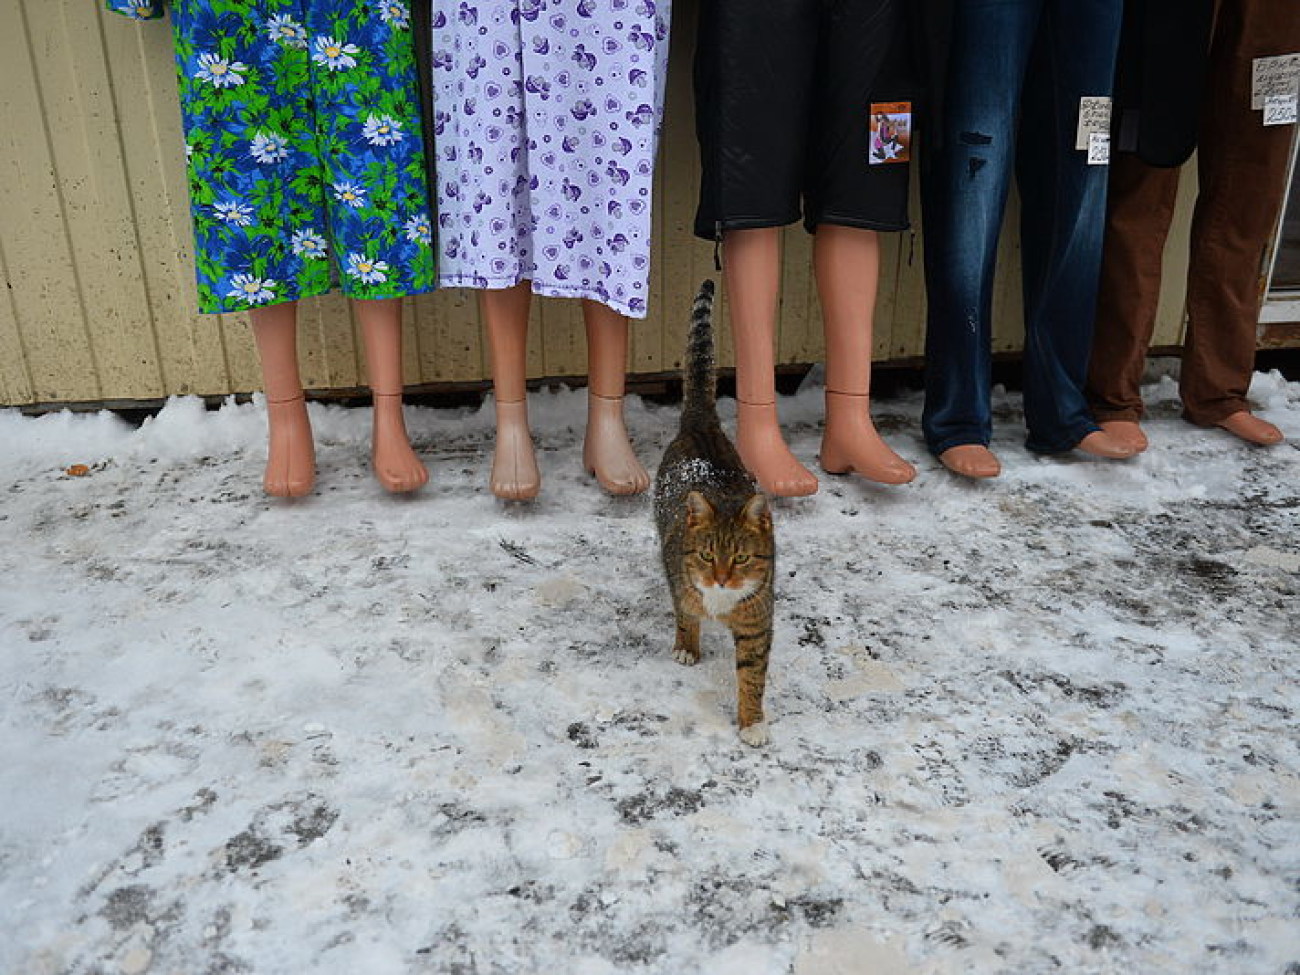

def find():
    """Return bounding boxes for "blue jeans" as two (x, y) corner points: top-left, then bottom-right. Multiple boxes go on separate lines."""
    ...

(921, 0), (1122, 454)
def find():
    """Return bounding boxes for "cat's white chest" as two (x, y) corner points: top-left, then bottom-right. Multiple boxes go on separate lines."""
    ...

(696, 580), (756, 619)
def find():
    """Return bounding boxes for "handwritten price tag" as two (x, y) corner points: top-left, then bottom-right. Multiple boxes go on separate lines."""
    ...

(1252, 54), (1300, 110)
(1075, 96), (1112, 151)
(1263, 93), (1298, 126)
(1087, 132), (1111, 165)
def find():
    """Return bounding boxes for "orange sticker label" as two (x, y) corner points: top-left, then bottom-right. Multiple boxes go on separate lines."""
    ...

(870, 102), (912, 165)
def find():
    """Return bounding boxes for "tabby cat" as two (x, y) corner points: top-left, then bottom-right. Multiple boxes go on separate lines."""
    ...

(654, 280), (775, 747)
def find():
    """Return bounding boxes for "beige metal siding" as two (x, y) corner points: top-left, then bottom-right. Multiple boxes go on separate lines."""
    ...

(2, 0), (1196, 408)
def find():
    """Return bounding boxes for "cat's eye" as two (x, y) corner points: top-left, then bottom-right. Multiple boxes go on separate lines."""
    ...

(734, 554), (751, 565)
(699, 550), (715, 563)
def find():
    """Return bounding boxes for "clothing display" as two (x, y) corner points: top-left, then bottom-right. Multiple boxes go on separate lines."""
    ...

(693, 0), (912, 240)
(108, 0), (437, 314)
(1087, 0), (1300, 428)
(1108, 0), (1215, 168)
(921, 0), (1123, 455)
(431, 1), (672, 319)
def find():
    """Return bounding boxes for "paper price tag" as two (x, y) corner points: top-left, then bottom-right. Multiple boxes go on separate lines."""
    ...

(1252, 54), (1300, 110)
(1087, 132), (1111, 165)
(1264, 93), (1298, 126)
(1076, 96), (1111, 150)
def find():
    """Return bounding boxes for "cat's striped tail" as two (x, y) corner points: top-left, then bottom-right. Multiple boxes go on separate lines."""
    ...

(681, 279), (717, 428)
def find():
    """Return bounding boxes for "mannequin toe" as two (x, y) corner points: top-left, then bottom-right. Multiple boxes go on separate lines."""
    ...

(1099, 420), (1149, 453)
(1216, 411), (1284, 446)
(938, 444), (1001, 479)
(374, 457), (429, 494)
(1076, 430), (1137, 459)
(743, 452), (819, 497)
(820, 443), (916, 485)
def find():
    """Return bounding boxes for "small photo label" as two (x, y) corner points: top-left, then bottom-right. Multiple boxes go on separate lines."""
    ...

(869, 102), (912, 166)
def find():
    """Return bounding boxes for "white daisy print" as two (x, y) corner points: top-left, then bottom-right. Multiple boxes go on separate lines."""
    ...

(345, 253), (391, 285)
(403, 214), (433, 246)
(374, 1), (411, 29)
(291, 230), (329, 259)
(226, 274), (277, 305)
(333, 181), (367, 209)
(213, 201), (255, 227)
(362, 115), (404, 147)
(194, 53), (247, 89)
(118, 0), (157, 21)
(249, 132), (290, 165)
(312, 36), (361, 72)
(266, 14), (308, 48)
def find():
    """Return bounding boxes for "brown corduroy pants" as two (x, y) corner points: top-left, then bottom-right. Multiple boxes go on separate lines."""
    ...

(1087, 0), (1300, 427)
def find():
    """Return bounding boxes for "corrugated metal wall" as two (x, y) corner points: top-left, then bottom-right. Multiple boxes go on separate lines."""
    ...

(0, 0), (1196, 409)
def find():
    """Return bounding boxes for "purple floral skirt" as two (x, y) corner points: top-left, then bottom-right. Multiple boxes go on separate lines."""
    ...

(432, 1), (672, 318)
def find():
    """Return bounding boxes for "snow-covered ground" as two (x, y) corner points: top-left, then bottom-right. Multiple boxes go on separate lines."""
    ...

(2, 370), (1298, 974)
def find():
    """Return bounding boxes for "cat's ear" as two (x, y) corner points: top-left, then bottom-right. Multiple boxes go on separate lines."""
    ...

(685, 491), (715, 529)
(740, 493), (772, 532)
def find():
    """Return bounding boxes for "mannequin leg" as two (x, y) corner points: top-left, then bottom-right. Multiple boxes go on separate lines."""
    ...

(1180, 0), (1297, 446)
(582, 300), (650, 495)
(250, 301), (315, 498)
(919, 0), (1036, 472)
(355, 298), (428, 493)
(725, 227), (818, 497)
(1016, 0), (1130, 459)
(482, 282), (541, 500)
(1087, 154), (1182, 455)
(815, 224), (915, 485)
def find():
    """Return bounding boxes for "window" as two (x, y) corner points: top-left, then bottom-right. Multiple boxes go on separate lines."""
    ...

(1261, 136), (1300, 325)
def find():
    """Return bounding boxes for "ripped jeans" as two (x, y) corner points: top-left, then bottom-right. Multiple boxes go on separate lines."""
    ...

(920, 0), (1123, 455)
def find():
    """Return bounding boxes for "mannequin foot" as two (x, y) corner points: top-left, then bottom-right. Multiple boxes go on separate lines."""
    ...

(583, 392), (649, 495)
(1099, 420), (1149, 454)
(371, 393), (429, 493)
(938, 444), (1001, 479)
(735, 401), (818, 497)
(1076, 430), (1137, 459)
(820, 393), (915, 485)
(820, 432), (915, 484)
(491, 399), (541, 501)
(264, 395), (316, 497)
(1216, 411), (1284, 446)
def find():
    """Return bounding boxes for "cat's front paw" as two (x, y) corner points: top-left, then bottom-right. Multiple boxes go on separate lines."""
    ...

(672, 643), (700, 666)
(738, 721), (770, 748)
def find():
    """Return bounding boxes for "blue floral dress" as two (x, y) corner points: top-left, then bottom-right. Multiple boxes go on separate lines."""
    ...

(107, 0), (436, 314)
(432, 1), (672, 319)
